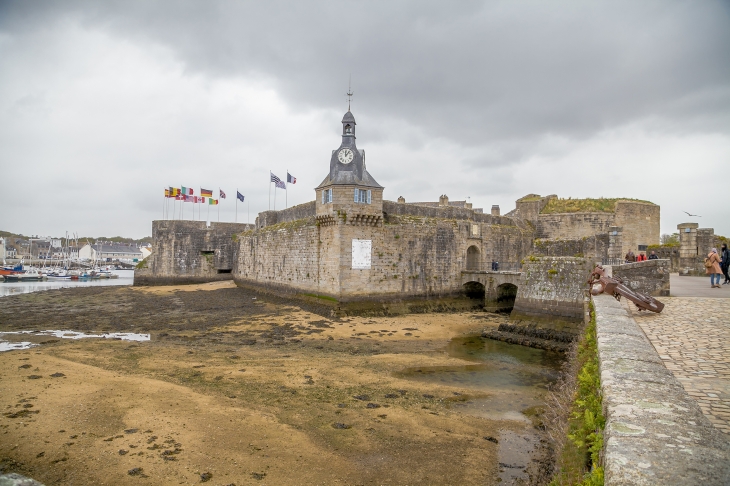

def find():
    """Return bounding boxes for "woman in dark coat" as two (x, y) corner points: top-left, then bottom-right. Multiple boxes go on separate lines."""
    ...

(721, 243), (730, 285)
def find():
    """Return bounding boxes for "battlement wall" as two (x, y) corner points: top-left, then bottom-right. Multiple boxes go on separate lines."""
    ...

(382, 200), (520, 227)
(234, 216), (533, 302)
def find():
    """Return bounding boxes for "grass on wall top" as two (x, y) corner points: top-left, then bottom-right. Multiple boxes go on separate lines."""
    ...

(540, 198), (655, 214)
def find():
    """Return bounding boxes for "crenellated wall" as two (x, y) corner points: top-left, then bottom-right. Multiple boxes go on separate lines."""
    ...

(234, 212), (533, 302)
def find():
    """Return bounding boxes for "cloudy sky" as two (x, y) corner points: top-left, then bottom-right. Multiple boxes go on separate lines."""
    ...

(1, 0), (729, 239)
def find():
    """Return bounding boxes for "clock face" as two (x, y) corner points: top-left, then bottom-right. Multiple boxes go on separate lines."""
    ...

(337, 148), (354, 164)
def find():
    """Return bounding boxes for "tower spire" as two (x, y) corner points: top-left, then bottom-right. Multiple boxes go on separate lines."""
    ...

(347, 75), (353, 111)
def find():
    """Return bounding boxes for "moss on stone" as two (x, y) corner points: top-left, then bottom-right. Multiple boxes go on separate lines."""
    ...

(541, 197), (654, 214)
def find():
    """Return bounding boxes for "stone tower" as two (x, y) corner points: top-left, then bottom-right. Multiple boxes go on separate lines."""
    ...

(315, 110), (384, 226)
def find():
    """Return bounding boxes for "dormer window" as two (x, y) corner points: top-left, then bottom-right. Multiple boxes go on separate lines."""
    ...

(344, 124), (352, 134)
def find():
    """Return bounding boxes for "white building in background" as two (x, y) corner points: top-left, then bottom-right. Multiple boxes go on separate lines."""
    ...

(78, 243), (145, 263)
(0, 237), (5, 261)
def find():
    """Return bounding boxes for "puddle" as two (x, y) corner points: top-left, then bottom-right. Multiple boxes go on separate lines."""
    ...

(498, 430), (538, 484)
(0, 330), (150, 352)
(0, 341), (36, 352)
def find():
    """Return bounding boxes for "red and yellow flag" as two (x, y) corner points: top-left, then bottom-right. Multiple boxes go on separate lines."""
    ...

(201, 188), (213, 197)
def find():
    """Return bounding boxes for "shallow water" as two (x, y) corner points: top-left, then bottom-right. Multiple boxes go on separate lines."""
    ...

(0, 269), (134, 297)
(397, 334), (564, 483)
(0, 330), (150, 352)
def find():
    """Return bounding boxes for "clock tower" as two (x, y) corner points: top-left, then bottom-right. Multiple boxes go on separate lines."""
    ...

(315, 110), (384, 226)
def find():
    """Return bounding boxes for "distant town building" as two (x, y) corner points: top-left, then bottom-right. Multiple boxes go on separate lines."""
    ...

(79, 243), (145, 262)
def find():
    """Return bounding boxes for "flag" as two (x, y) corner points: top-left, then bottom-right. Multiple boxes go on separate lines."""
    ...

(270, 172), (282, 183)
(237, 191), (245, 202)
(164, 189), (169, 197)
(287, 172), (297, 184)
(175, 195), (184, 200)
(185, 195), (196, 202)
(181, 186), (193, 195)
(209, 198), (219, 205)
(201, 188), (213, 197)
(169, 187), (181, 197)
(275, 180), (286, 189)
(219, 189), (226, 199)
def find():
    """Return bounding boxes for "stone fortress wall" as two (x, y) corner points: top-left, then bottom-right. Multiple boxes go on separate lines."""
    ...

(137, 109), (663, 320)
(135, 220), (251, 285)
(234, 199), (533, 302)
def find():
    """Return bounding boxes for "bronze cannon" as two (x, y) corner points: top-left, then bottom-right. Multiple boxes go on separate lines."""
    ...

(588, 265), (664, 313)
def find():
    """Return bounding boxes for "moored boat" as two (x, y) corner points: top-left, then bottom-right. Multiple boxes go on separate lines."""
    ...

(3, 269), (46, 281)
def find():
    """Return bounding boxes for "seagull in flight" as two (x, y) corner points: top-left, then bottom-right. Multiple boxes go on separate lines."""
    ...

(683, 211), (701, 217)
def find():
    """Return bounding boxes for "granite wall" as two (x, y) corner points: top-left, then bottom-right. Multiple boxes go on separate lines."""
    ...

(511, 256), (591, 333)
(134, 220), (251, 285)
(610, 259), (671, 297)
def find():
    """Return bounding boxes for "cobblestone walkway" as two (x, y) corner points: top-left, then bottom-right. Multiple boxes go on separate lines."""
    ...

(628, 297), (730, 435)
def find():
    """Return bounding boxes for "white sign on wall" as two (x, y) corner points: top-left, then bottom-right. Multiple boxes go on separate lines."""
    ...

(352, 239), (372, 269)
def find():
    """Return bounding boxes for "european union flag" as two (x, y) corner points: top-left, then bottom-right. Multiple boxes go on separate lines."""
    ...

(237, 191), (245, 202)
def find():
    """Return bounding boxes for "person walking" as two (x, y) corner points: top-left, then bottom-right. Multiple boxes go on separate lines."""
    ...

(706, 248), (722, 288)
(721, 243), (730, 285)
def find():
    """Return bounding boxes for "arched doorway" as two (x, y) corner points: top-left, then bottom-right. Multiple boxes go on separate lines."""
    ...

(463, 281), (485, 300)
(466, 245), (480, 271)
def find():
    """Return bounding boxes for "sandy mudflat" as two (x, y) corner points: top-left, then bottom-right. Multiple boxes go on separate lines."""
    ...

(0, 284), (548, 485)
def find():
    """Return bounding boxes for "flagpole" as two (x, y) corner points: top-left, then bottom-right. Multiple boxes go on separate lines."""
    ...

(247, 198), (250, 226)
(218, 200), (220, 222)
(207, 201), (210, 225)
(286, 169), (288, 209)
(235, 189), (238, 223)
(268, 172), (271, 210)
(274, 185), (277, 211)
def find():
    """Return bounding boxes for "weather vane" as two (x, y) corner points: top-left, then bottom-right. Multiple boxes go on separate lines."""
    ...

(347, 75), (353, 111)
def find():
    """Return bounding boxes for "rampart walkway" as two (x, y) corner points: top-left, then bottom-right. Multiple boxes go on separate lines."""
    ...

(627, 278), (730, 435)
(594, 294), (730, 485)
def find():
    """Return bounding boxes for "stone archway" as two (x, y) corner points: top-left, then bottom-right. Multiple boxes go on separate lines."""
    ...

(463, 281), (485, 300)
(485, 282), (518, 313)
(466, 245), (480, 271)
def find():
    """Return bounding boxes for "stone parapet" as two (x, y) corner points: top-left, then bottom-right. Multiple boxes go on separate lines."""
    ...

(594, 294), (730, 485)
(610, 259), (670, 296)
(511, 256), (591, 332)
(256, 201), (316, 228)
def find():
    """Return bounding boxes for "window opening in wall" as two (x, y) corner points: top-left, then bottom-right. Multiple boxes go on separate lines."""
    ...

(217, 269), (232, 274)
(322, 189), (332, 204)
(354, 188), (371, 204)
(200, 250), (214, 255)
(638, 244), (648, 251)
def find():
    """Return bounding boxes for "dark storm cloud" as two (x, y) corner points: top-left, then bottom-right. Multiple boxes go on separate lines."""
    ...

(3, 0), (729, 150)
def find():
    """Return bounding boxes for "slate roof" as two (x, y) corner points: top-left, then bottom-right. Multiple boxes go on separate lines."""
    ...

(316, 166), (383, 189)
(342, 111), (356, 124)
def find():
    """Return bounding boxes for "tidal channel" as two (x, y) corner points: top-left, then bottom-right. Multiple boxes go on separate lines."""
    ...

(396, 335), (564, 484)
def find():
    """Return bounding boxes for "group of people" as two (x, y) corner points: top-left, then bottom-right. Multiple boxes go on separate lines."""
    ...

(706, 243), (730, 288)
(624, 250), (660, 262)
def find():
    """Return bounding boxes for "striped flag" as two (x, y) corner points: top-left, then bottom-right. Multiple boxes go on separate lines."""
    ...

(209, 198), (219, 205)
(164, 188), (169, 197)
(201, 188), (213, 197)
(287, 172), (297, 184)
(181, 186), (193, 195)
(271, 172), (286, 189)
